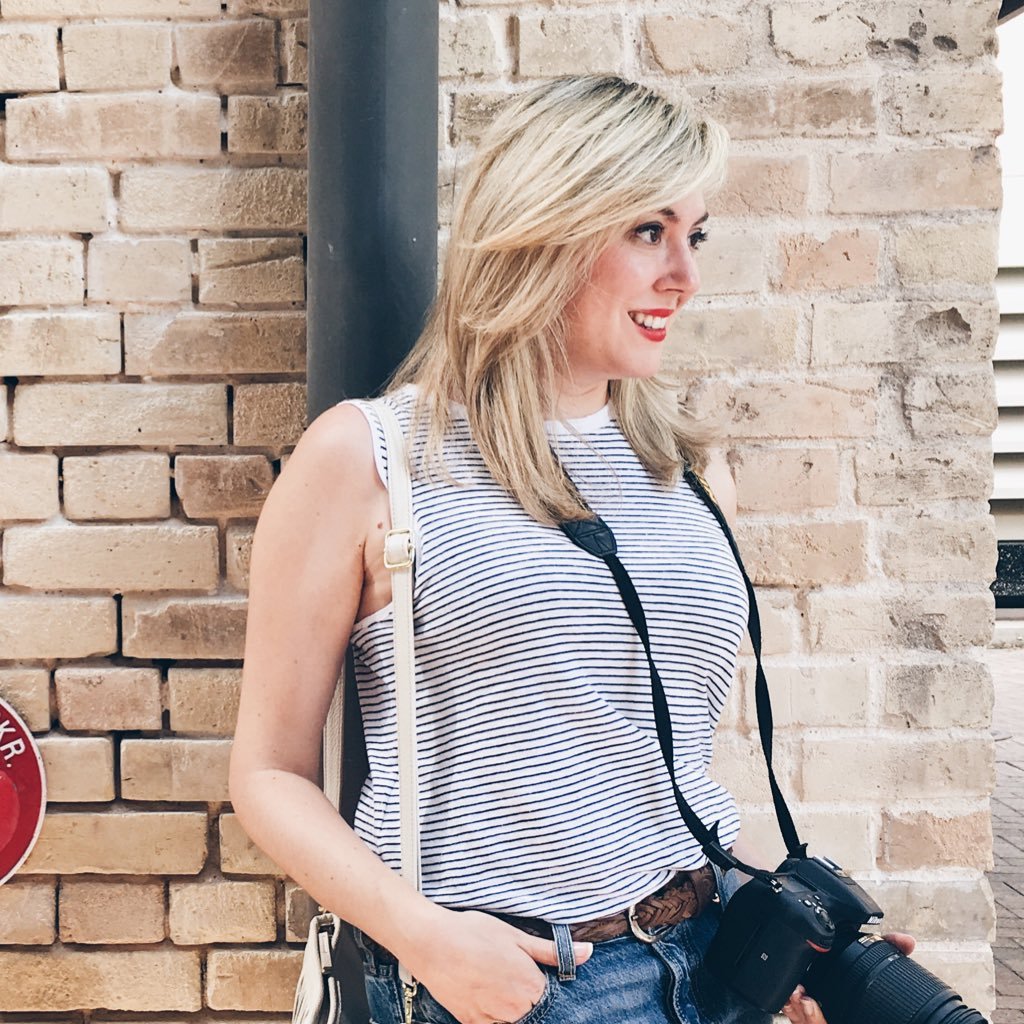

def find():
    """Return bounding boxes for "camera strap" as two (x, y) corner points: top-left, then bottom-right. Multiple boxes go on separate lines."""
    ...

(557, 461), (806, 876)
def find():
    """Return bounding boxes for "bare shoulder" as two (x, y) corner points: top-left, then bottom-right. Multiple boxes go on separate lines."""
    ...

(700, 448), (737, 530)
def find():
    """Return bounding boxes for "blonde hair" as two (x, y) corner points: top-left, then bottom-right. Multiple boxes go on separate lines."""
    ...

(389, 75), (729, 525)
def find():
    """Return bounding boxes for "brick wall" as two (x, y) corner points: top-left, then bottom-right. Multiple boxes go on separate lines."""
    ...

(0, 0), (1002, 1017)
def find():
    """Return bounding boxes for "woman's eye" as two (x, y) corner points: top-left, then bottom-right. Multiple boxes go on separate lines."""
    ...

(635, 223), (664, 245)
(689, 229), (709, 251)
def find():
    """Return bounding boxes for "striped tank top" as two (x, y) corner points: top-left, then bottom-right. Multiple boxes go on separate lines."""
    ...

(345, 385), (747, 923)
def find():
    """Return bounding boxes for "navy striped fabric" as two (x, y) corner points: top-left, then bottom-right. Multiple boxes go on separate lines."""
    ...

(344, 386), (747, 923)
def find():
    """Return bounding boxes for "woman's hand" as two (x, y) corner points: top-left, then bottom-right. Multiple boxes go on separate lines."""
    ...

(405, 909), (592, 1024)
(781, 933), (915, 1023)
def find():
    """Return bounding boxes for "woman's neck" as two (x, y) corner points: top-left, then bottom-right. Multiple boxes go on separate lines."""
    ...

(552, 381), (610, 420)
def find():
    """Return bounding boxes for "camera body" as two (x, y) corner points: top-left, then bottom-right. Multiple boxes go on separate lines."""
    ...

(704, 854), (881, 1012)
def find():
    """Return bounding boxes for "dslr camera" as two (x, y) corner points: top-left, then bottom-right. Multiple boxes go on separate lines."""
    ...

(705, 852), (987, 1024)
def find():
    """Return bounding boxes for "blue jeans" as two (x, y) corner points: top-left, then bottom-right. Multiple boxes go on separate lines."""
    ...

(354, 867), (771, 1024)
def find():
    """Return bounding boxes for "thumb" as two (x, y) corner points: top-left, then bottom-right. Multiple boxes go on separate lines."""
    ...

(514, 931), (594, 967)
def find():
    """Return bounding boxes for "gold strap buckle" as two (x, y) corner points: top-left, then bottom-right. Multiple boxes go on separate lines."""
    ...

(384, 528), (414, 570)
(627, 903), (666, 944)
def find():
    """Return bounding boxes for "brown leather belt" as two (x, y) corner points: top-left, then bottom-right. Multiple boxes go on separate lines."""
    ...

(494, 864), (719, 944)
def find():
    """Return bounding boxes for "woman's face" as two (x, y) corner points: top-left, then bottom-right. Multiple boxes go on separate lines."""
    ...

(561, 192), (708, 396)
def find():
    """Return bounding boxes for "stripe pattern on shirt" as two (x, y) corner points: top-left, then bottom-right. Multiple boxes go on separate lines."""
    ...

(343, 387), (747, 923)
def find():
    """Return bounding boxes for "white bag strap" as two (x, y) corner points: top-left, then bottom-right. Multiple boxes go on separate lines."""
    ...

(318, 397), (420, 988)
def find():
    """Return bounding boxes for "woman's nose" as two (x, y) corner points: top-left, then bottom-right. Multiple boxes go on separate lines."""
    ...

(662, 243), (701, 297)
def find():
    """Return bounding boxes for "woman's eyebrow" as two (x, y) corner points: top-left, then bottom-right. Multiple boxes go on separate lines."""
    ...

(658, 209), (710, 227)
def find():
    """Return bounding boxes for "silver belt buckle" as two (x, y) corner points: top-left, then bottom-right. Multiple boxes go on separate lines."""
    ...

(627, 903), (667, 944)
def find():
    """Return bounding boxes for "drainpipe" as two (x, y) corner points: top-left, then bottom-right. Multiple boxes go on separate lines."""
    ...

(307, 0), (439, 418)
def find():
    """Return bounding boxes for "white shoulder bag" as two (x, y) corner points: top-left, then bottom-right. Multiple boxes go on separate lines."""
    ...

(292, 399), (420, 1024)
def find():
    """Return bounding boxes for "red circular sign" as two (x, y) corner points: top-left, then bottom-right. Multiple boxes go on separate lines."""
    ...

(0, 699), (46, 886)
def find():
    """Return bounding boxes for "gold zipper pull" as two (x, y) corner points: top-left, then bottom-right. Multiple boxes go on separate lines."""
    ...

(402, 980), (418, 1024)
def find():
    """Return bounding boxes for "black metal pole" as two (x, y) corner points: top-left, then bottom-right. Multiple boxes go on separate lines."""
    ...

(308, 0), (439, 417)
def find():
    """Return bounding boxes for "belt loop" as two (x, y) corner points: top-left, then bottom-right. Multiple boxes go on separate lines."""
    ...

(551, 923), (577, 982)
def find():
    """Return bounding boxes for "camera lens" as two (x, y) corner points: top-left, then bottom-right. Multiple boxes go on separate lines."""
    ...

(806, 936), (988, 1024)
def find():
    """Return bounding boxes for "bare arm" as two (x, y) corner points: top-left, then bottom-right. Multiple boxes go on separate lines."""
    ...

(228, 403), (441, 956)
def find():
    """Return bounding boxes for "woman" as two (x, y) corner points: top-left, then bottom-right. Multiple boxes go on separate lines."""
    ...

(228, 76), (909, 1024)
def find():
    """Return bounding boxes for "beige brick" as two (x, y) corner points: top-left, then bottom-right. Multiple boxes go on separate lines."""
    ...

(0, 454), (59, 521)
(0, 596), (116, 660)
(0, 312), (120, 377)
(63, 453), (172, 521)
(855, 444), (992, 505)
(280, 18), (308, 86)
(895, 223), (999, 286)
(451, 90), (508, 147)
(174, 19), (276, 91)
(732, 447), (841, 512)
(806, 590), (994, 653)
(6, 94), (219, 161)
(0, 669), (50, 733)
(734, 521), (869, 587)
(517, 14), (622, 77)
(769, 4), (873, 66)
(60, 880), (165, 944)
(234, 382), (307, 447)
(168, 667), (241, 736)
(228, 94), (307, 154)
(710, 732), (800, 804)
(777, 229), (880, 291)
(688, 228), (769, 295)
(0, 949), (201, 1012)
(829, 148), (1001, 214)
(904, 371), (997, 437)
(737, 661), (871, 730)
(89, 239), (191, 304)
(229, 0), (306, 12)
(884, 660), (993, 730)
(888, 71), (1002, 136)
(688, 376), (877, 440)
(770, 2), (997, 66)
(0, 882), (55, 944)
(737, 590), (801, 658)
(643, 14), (750, 73)
(812, 300), (999, 366)
(120, 168), (307, 232)
(122, 597), (247, 659)
(219, 811), (286, 876)
(880, 808), (993, 870)
(21, 811), (206, 874)
(0, 166), (108, 233)
(439, 14), (502, 78)
(198, 238), (305, 305)
(694, 81), (875, 139)
(63, 23), (172, 91)
(0, 24), (59, 92)
(4, 524), (219, 592)
(226, 524), (253, 589)
(125, 312), (305, 375)
(13, 383), (228, 446)
(56, 666), (162, 732)
(121, 738), (231, 801)
(4, 0), (219, 13)
(175, 455), (274, 519)
(739, 808), (876, 873)
(798, 735), (993, 802)
(206, 949), (303, 1011)
(36, 736), (114, 802)
(0, 240), (83, 306)
(870, 878), (994, 941)
(882, 517), (997, 584)
(285, 881), (317, 942)
(170, 879), (276, 943)
(712, 156), (811, 217)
